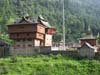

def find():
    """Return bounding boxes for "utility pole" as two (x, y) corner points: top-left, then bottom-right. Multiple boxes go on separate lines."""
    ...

(62, 0), (66, 50)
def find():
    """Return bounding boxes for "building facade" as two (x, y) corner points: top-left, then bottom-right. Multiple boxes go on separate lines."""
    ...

(8, 16), (55, 55)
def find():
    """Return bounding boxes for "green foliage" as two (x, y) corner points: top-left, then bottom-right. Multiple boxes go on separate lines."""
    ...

(0, 54), (100, 75)
(0, 63), (8, 74)
(10, 56), (18, 63)
(0, 0), (100, 42)
(0, 33), (12, 44)
(97, 33), (100, 44)
(53, 33), (62, 42)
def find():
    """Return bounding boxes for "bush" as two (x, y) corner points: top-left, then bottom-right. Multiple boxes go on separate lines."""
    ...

(10, 56), (17, 63)
(0, 63), (8, 74)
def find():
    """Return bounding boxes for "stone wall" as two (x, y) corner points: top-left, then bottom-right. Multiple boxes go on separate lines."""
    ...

(10, 47), (36, 55)
(0, 47), (9, 56)
(77, 46), (95, 58)
(10, 46), (51, 55)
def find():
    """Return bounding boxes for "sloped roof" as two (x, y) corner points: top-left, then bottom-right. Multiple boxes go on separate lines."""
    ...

(38, 15), (45, 20)
(78, 42), (97, 52)
(9, 15), (51, 28)
(84, 42), (94, 49)
(14, 16), (34, 24)
(40, 20), (51, 28)
(80, 36), (97, 40)
(80, 35), (97, 40)
(38, 15), (51, 28)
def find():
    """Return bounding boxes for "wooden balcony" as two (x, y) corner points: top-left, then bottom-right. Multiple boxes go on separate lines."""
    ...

(8, 24), (45, 34)
(10, 32), (44, 40)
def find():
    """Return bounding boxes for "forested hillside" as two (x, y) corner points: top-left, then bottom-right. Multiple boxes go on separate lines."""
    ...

(0, 0), (100, 42)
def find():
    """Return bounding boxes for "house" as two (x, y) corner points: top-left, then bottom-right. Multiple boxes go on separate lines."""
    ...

(77, 42), (97, 58)
(0, 39), (9, 56)
(7, 15), (55, 55)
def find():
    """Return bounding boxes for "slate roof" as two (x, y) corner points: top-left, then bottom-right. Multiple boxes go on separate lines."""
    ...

(15, 16), (33, 23)
(40, 20), (51, 28)
(80, 36), (97, 40)
(80, 33), (97, 40)
(80, 37), (97, 40)
(12, 15), (51, 28)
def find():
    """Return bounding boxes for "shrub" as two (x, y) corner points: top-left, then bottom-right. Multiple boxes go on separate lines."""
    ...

(0, 63), (8, 74)
(10, 56), (17, 63)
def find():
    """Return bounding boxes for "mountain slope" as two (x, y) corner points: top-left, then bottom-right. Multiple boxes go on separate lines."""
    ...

(0, 0), (100, 42)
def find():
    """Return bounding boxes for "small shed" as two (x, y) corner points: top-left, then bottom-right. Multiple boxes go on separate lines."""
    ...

(0, 40), (10, 56)
(77, 42), (96, 58)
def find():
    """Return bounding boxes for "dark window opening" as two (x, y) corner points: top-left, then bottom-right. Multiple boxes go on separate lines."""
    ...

(20, 26), (24, 29)
(28, 39), (32, 41)
(17, 44), (20, 47)
(22, 39), (25, 41)
(27, 33), (29, 36)
(23, 44), (25, 48)
(17, 34), (19, 36)
(16, 39), (20, 42)
(28, 44), (32, 47)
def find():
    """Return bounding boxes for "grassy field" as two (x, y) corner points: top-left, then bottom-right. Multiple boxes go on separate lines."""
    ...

(0, 54), (100, 75)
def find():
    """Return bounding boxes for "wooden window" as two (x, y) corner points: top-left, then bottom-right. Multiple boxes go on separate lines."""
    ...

(27, 33), (29, 36)
(39, 34), (41, 36)
(16, 39), (20, 42)
(17, 44), (20, 47)
(17, 34), (19, 37)
(28, 39), (32, 41)
(23, 44), (25, 48)
(22, 39), (25, 41)
(20, 26), (24, 29)
(28, 44), (32, 47)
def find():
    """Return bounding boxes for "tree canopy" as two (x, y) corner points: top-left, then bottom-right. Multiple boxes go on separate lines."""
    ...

(0, 0), (100, 42)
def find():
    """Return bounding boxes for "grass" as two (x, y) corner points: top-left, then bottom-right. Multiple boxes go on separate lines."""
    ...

(0, 54), (100, 75)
